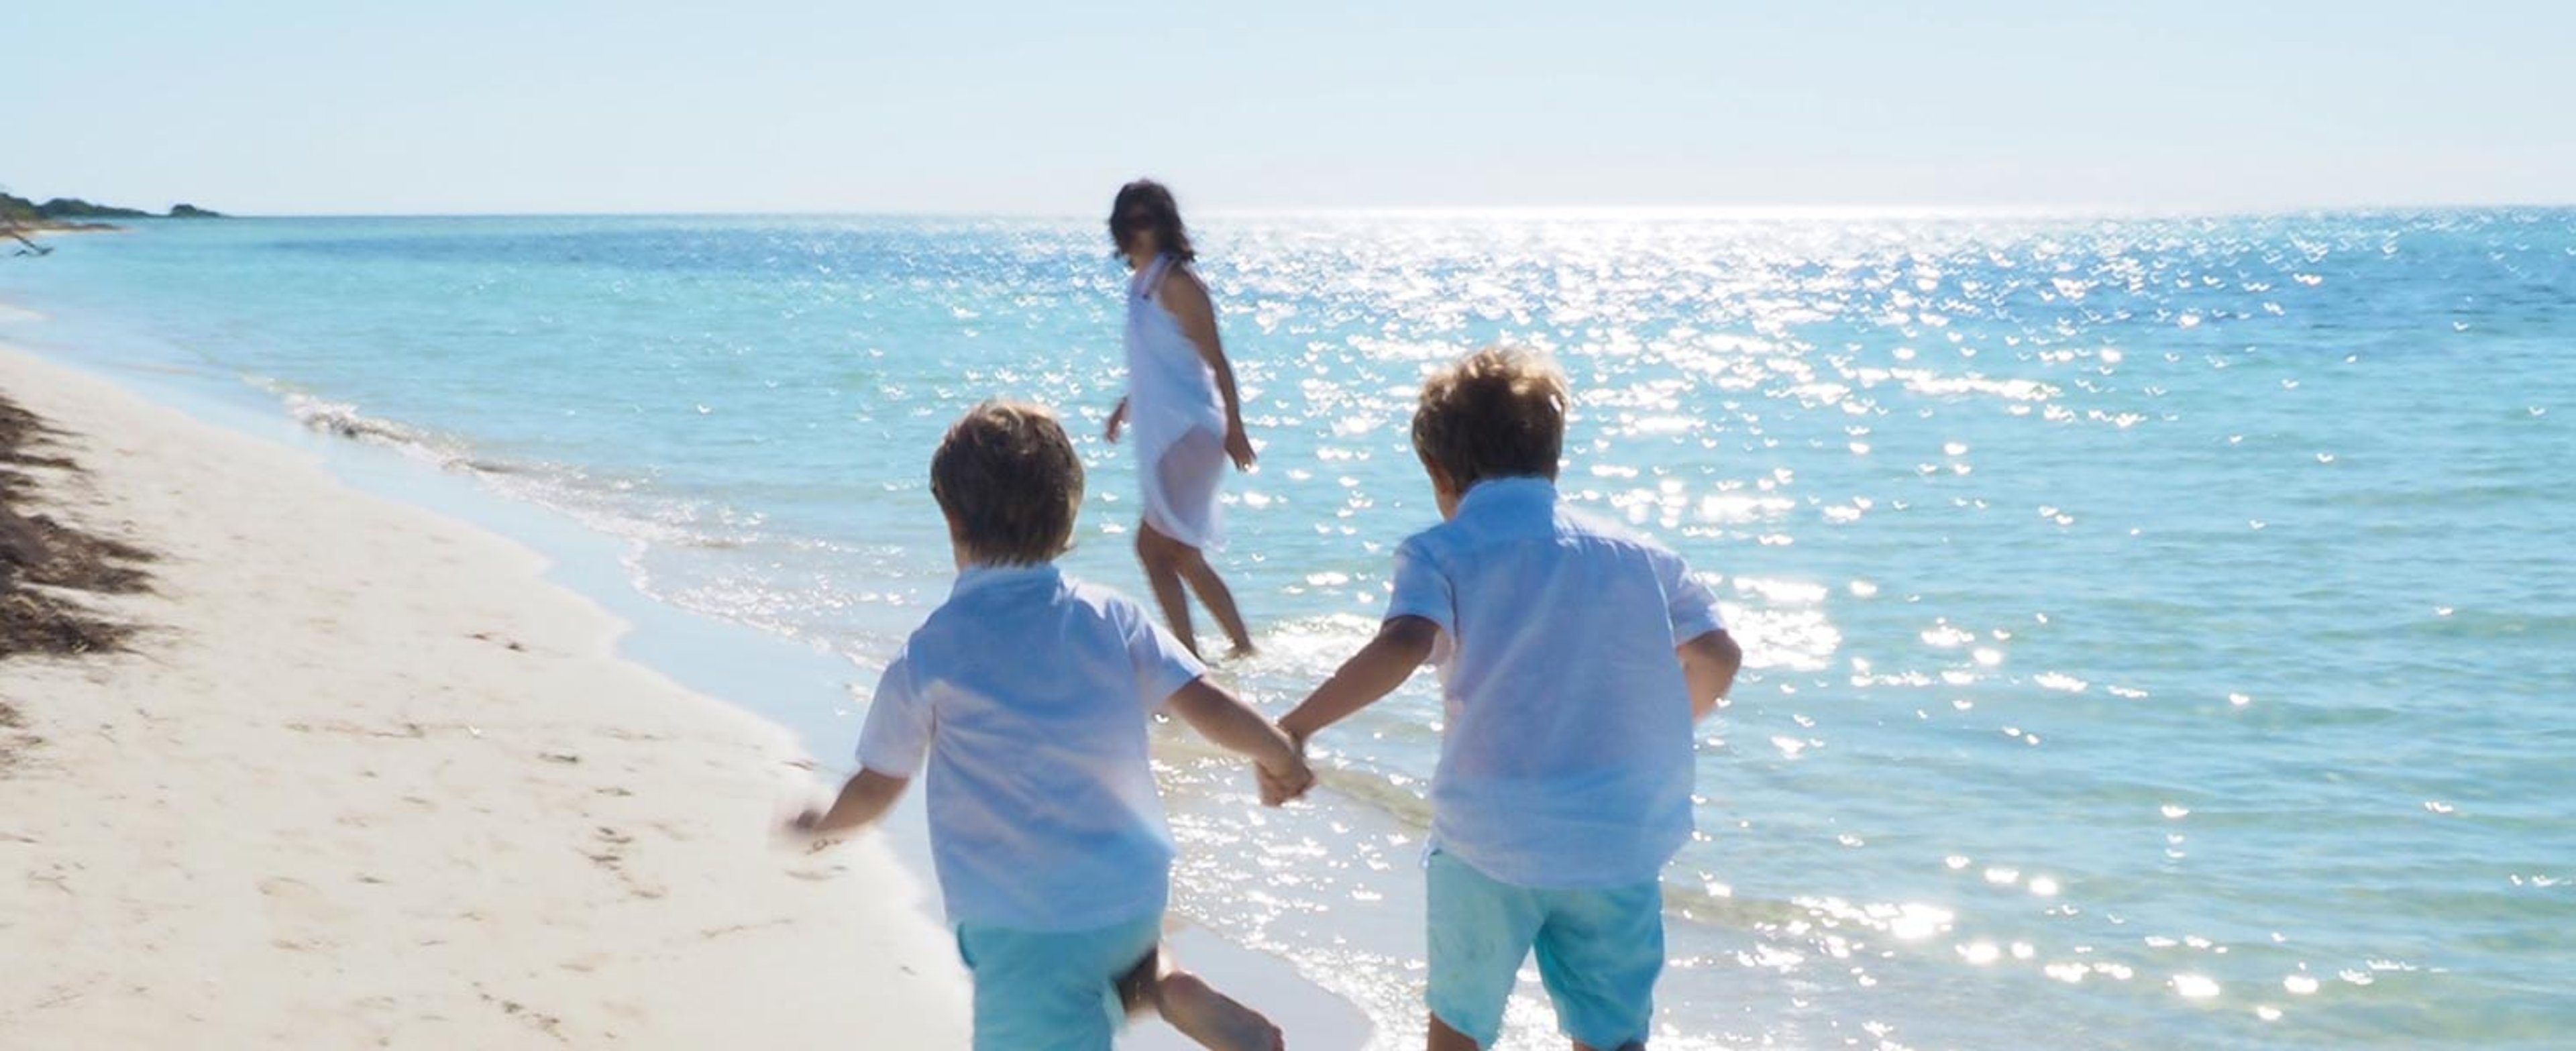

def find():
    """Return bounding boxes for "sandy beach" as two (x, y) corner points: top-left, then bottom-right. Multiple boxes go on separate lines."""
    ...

(0, 343), (973, 1047)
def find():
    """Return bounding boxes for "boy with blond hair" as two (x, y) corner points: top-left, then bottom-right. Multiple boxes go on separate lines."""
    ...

(1281, 348), (1743, 1050)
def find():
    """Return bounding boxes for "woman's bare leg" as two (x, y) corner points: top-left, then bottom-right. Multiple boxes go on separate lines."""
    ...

(1136, 521), (1201, 657)
(1177, 551), (1256, 656)
(1144, 431), (1252, 655)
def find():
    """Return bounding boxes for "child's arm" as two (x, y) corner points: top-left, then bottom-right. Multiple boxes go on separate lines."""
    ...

(1165, 678), (1313, 805)
(1678, 629), (1742, 722)
(1161, 269), (1256, 469)
(784, 649), (926, 847)
(1279, 616), (1440, 746)
(784, 768), (910, 844)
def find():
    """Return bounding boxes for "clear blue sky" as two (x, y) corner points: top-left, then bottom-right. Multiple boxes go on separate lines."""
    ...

(8, 1), (2571, 215)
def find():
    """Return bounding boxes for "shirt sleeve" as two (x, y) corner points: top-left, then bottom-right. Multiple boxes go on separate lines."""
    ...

(855, 651), (934, 778)
(1120, 600), (1208, 712)
(1383, 535), (1456, 635)
(1660, 549), (1726, 644)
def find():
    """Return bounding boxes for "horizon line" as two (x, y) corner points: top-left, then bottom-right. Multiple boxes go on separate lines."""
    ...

(107, 200), (2576, 222)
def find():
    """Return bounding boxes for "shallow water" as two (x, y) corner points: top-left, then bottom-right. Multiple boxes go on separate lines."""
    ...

(5, 210), (2571, 1048)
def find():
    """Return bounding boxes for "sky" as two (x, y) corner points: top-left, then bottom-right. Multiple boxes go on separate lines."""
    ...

(7, 1), (2573, 216)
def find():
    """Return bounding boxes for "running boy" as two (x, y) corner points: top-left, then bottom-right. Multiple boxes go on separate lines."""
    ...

(781, 400), (1309, 1051)
(1279, 348), (1743, 1051)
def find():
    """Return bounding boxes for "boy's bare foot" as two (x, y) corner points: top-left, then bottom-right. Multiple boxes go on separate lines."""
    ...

(1224, 642), (1258, 661)
(1154, 969), (1283, 1051)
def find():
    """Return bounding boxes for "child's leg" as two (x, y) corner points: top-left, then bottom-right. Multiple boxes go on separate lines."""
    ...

(1118, 944), (1284, 1051)
(1428, 1012), (1483, 1050)
(1155, 968), (1283, 1051)
(1529, 881), (1665, 1051)
(959, 924), (1132, 1051)
(1425, 851), (1549, 1050)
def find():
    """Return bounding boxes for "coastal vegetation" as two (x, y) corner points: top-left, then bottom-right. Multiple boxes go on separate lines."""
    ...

(0, 191), (223, 221)
(2, 187), (223, 252)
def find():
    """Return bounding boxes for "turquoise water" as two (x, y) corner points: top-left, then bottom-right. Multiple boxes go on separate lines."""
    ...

(5, 211), (2571, 1048)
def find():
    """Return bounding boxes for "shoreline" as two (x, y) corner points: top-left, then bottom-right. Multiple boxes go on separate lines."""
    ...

(0, 342), (975, 1046)
(0, 337), (1373, 1048)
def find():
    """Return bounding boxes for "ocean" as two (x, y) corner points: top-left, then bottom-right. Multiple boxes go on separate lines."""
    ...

(4, 210), (2569, 1048)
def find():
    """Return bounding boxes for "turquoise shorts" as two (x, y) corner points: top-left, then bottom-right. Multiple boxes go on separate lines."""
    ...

(954, 915), (1161, 1051)
(1426, 850), (1665, 1050)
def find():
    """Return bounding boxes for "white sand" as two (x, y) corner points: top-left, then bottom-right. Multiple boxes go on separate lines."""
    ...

(0, 344), (974, 1047)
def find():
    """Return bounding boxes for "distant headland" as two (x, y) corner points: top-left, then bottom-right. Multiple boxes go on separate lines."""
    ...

(2, 190), (222, 253)
(1, 192), (225, 223)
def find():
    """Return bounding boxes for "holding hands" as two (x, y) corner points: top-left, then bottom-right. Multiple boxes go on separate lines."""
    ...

(1255, 734), (1313, 808)
(1164, 678), (1314, 810)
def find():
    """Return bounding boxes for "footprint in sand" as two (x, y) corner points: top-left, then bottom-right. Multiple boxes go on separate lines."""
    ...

(258, 875), (352, 951)
(582, 826), (666, 900)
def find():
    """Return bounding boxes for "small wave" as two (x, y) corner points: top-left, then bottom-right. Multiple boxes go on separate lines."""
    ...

(255, 382), (747, 557)
(259, 383), (845, 661)
(272, 388), (496, 475)
(255, 393), (518, 478)
(294, 398), (415, 444)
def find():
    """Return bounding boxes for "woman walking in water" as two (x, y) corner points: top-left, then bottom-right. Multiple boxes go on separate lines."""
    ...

(1105, 179), (1258, 658)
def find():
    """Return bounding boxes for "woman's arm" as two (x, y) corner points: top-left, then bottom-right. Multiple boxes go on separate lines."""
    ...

(1157, 268), (1256, 469)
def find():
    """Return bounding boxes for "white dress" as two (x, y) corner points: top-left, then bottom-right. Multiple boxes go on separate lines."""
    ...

(1123, 253), (1229, 551)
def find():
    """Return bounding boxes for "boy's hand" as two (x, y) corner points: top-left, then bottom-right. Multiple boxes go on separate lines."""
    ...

(773, 769), (910, 853)
(1256, 751), (1313, 807)
(775, 803), (837, 854)
(1163, 679), (1313, 806)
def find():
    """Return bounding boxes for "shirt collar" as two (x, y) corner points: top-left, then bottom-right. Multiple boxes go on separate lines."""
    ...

(1454, 476), (1560, 518)
(951, 561), (1064, 598)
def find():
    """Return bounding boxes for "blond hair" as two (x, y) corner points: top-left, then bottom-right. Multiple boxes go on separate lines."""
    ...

(1411, 347), (1569, 488)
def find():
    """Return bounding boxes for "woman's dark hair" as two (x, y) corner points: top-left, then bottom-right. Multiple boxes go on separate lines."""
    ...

(1108, 179), (1196, 263)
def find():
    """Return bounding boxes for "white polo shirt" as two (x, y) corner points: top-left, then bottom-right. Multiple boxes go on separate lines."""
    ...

(857, 563), (1205, 931)
(1385, 477), (1725, 889)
